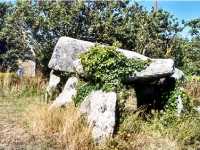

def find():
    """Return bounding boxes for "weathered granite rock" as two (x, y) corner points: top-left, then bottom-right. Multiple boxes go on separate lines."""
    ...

(171, 68), (184, 80)
(80, 90), (117, 143)
(17, 60), (36, 77)
(49, 77), (78, 110)
(129, 59), (175, 81)
(73, 59), (85, 76)
(49, 37), (175, 80)
(195, 106), (200, 113)
(46, 70), (60, 94)
(48, 36), (149, 72)
(48, 37), (94, 72)
(73, 58), (175, 81)
(45, 70), (61, 102)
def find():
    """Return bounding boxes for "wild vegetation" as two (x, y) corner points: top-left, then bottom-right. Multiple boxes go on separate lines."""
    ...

(80, 45), (150, 91)
(0, 0), (200, 150)
(1, 73), (200, 149)
(0, 1), (200, 75)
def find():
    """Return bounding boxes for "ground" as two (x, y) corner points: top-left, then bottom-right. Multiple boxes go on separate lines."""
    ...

(0, 94), (54, 150)
(0, 76), (199, 150)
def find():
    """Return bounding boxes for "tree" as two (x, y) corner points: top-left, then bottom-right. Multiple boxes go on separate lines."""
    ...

(0, 0), (184, 74)
(187, 18), (200, 37)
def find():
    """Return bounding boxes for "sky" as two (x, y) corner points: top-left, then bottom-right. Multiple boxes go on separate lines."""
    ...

(135, 0), (200, 38)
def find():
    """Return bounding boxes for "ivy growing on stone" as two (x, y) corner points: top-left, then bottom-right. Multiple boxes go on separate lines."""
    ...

(73, 81), (97, 106)
(80, 45), (150, 91)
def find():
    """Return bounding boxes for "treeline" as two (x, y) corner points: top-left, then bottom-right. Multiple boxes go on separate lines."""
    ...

(0, 1), (199, 75)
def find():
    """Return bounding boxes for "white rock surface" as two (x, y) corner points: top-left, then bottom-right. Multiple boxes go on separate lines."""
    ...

(48, 37), (94, 72)
(171, 68), (184, 80)
(194, 106), (200, 113)
(46, 70), (60, 94)
(73, 59), (85, 76)
(48, 36), (150, 72)
(177, 95), (184, 116)
(80, 90), (117, 143)
(18, 60), (36, 77)
(49, 36), (176, 80)
(130, 59), (175, 80)
(49, 77), (78, 110)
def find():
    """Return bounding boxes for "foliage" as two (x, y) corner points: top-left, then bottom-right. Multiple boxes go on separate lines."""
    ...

(184, 76), (200, 106)
(73, 81), (97, 106)
(182, 19), (200, 75)
(80, 45), (150, 91)
(26, 104), (95, 150)
(100, 106), (200, 150)
(0, 1), (185, 74)
(187, 18), (200, 37)
(164, 87), (192, 114)
(181, 38), (200, 75)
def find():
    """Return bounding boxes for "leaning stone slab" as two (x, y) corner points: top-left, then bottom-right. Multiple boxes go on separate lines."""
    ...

(80, 90), (117, 143)
(45, 70), (61, 102)
(49, 77), (78, 110)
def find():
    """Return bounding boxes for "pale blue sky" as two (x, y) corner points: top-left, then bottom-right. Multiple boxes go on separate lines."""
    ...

(135, 0), (200, 38)
(136, 1), (200, 21)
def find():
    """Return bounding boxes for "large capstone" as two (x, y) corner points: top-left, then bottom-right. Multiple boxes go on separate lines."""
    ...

(73, 58), (175, 81)
(49, 37), (175, 80)
(80, 90), (117, 143)
(48, 37), (94, 72)
(49, 77), (78, 110)
(48, 36), (149, 72)
(129, 59), (175, 81)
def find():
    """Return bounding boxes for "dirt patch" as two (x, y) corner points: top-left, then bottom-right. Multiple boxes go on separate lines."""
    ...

(0, 96), (54, 149)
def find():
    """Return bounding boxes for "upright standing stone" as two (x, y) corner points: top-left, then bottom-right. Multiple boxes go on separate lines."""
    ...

(18, 60), (36, 77)
(80, 90), (117, 143)
(46, 70), (60, 94)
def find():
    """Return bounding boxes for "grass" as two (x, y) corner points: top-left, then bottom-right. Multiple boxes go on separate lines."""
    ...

(184, 76), (200, 106)
(1, 73), (200, 149)
(26, 104), (95, 150)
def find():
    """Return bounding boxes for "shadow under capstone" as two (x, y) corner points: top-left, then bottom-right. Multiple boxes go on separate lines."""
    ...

(133, 77), (176, 112)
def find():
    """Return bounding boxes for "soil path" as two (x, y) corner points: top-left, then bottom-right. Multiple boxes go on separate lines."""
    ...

(0, 96), (48, 150)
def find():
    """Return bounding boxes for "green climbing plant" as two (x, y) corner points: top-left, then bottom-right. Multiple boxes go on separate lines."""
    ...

(73, 81), (97, 106)
(165, 87), (192, 114)
(80, 45), (150, 91)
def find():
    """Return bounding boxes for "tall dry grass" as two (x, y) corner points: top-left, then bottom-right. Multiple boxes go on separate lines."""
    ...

(25, 104), (95, 150)
(184, 77), (200, 106)
(0, 72), (46, 97)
